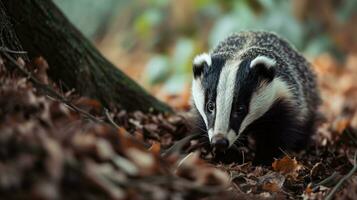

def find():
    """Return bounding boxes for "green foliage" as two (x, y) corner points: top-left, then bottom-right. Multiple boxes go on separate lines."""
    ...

(55, 0), (355, 94)
(134, 8), (163, 39)
(145, 55), (170, 85)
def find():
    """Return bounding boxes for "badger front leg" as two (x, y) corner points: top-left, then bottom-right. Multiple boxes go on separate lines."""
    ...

(253, 135), (282, 166)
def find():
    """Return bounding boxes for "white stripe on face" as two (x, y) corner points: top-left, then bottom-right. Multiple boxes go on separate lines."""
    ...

(193, 53), (212, 67)
(227, 129), (237, 146)
(192, 78), (208, 129)
(238, 77), (292, 136)
(214, 60), (240, 140)
(208, 129), (214, 141)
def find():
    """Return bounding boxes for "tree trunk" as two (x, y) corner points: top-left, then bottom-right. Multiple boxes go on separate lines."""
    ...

(1, 0), (172, 113)
(0, 1), (27, 61)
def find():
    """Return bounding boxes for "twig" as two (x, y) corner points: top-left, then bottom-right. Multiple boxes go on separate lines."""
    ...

(279, 147), (292, 159)
(104, 109), (151, 149)
(0, 46), (27, 54)
(104, 108), (120, 129)
(0, 49), (102, 123)
(325, 150), (357, 200)
(104, 108), (136, 140)
(312, 172), (340, 191)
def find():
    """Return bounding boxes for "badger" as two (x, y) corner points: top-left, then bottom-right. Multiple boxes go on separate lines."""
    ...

(191, 31), (320, 165)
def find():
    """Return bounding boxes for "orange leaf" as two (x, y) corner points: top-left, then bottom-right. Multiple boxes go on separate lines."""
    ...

(134, 131), (144, 141)
(74, 97), (102, 114)
(117, 128), (146, 153)
(334, 118), (350, 134)
(272, 156), (301, 176)
(262, 182), (280, 192)
(149, 142), (161, 156)
(304, 184), (313, 195)
(118, 127), (129, 139)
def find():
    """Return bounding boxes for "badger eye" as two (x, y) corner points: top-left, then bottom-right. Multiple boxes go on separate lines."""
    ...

(238, 105), (247, 114)
(233, 105), (247, 118)
(206, 101), (215, 113)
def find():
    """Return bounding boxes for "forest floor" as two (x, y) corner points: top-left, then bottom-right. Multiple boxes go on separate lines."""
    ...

(0, 53), (357, 200)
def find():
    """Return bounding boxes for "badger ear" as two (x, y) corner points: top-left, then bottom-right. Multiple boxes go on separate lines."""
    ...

(193, 53), (211, 79)
(250, 56), (276, 81)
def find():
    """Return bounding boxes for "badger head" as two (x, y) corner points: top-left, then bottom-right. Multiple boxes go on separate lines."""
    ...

(191, 52), (292, 151)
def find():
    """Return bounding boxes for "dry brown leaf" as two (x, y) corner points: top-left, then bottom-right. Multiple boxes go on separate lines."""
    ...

(126, 148), (156, 175)
(304, 184), (313, 195)
(258, 172), (285, 193)
(134, 131), (144, 141)
(176, 152), (203, 169)
(333, 117), (351, 134)
(310, 162), (328, 180)
(74, 97), (102, 115)
(16, 57), (25, 67)
(198, 168), (230, 187)
(272, 156), (301, 177)
(351, 112), (357, 130)
(262, 182), (280, 192)
(176, 152), (230, 187)
(33, 56), (49, 84)
(149, 142), (161, 156)
(176, 152), (204, 180)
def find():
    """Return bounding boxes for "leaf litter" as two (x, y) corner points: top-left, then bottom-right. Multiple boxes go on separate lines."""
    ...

(0, 52), (357, 199)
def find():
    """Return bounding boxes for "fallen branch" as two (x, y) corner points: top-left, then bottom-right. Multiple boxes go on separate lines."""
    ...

(325, 150), (357, 200)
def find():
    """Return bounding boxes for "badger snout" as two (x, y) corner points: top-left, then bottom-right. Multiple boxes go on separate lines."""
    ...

(211, 134), (229, 152)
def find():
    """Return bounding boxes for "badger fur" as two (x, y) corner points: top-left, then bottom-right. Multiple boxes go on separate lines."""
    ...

(191, 31), (321, 165)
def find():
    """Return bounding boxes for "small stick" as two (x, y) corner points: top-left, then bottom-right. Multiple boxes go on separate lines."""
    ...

(279, 147), (292, 159)
(104, 108), (136, 140)
(104, 108), (121, 129)
(325, 150), (357, 200)
(0, 47), (27, 54)
(312, 172), (339, 191)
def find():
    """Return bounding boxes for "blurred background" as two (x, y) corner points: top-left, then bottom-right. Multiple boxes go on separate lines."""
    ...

(53, 0), (357, 109)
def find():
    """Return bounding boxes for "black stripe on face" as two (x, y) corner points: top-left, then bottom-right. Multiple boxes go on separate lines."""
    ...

(201, 56), (226, 129)
(229, 58), (273, 134)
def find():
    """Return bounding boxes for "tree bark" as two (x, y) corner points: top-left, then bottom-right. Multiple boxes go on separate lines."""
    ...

(0, 1), (27, 61)
(1, 0), (172, 113)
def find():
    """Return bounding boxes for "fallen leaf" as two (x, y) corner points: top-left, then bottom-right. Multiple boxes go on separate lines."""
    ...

(74, 97), (102, 115)
(33, 56), (49, 84)
(310, 162), (327, 180)
(126, 148), (156, 175)
(272, 156), (302, 178)
(149, 142), (161, 156)
(304, 183), (313, 195)
(262, 182), (280, 192)
(333, 117), (350, 134)
(198, 168), (230, 187)
(258, 172), (285, 193)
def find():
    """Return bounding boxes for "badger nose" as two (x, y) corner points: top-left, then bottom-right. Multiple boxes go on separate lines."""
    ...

(211, 134), (229, 151)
